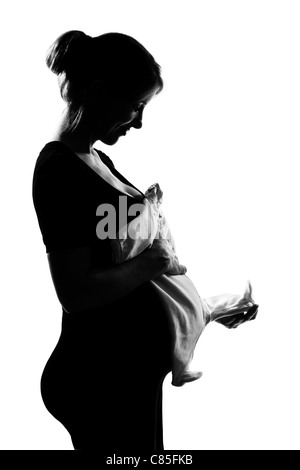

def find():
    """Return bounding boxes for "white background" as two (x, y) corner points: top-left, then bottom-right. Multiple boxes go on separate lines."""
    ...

(1, 0), (299, 450)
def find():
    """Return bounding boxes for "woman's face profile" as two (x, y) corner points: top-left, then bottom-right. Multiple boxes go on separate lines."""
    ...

(91, 85), (159, 146)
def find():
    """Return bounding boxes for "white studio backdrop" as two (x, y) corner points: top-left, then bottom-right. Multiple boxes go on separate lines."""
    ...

(0, 0), (299, 450)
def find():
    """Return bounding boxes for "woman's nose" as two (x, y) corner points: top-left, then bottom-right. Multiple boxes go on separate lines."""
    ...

(132, 109), (143, 129)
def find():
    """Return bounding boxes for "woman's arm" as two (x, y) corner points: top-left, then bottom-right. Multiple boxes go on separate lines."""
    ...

(47, 240), (185, 314)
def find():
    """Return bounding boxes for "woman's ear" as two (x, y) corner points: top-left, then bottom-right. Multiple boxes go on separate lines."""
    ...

(88, 80), (106, 104)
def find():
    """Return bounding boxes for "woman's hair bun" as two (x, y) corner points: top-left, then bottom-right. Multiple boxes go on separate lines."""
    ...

(46, 30), (91, 78)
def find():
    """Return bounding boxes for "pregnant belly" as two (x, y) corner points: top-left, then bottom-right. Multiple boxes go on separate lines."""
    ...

(41, 311), (172, 406)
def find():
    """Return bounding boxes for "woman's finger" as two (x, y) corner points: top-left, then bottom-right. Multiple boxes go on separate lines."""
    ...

(179, 265), (187, 274)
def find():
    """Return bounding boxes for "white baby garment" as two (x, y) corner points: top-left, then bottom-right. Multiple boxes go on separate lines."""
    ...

(111, 183), (256, 386)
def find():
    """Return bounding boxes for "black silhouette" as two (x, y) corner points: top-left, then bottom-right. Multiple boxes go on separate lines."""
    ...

(32, 31), (257, 451)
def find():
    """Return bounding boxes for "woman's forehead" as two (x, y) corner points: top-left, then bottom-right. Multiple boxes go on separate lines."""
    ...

(134, 86), (159, 104)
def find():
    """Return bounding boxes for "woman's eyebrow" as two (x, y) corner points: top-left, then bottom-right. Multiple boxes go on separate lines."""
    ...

(141, 98), (152, 106)
(132, 97), (151, 108)
(135, 101), (147, 108)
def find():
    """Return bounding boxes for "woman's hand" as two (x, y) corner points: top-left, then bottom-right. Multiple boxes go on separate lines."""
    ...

(215, 304), (259, 329)
(139, 239), (187, 279)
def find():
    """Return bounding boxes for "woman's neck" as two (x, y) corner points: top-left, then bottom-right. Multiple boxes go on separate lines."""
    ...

(52, 110), (95, 155)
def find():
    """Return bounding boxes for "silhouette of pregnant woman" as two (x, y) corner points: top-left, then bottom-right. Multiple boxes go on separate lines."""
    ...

(32, 30), (258, 451)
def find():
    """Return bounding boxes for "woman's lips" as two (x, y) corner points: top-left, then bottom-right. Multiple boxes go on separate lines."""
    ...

(119, 127), (130, 135)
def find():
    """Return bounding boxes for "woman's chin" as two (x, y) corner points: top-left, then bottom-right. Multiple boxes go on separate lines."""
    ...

(98, 127), (130, 146)
(99, 134), (121, 146)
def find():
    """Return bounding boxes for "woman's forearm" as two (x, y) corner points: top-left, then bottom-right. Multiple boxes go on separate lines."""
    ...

(67, 255), (156, 314)
(48, 240), (170, 314)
